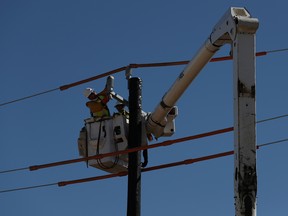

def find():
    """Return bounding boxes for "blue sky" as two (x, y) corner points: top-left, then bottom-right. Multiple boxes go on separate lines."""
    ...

(1, 1), (288, 215)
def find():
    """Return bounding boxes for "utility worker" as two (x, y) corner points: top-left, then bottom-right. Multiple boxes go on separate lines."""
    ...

(114, 101), (129, 117)
(83, 88), (111, 118)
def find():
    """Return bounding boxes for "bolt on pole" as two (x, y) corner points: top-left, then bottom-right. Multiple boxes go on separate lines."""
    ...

(127, 77), (142, 216)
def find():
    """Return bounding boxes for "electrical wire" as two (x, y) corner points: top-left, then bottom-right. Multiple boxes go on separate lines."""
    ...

(0, 183), (57, 194)
(0, 88), (59, 107)
(1, 112), (288, 174)
(0, 167), (29, 174)
(0, 126), (232, 174)
(59, 66), (127, 91)
(58, 150), (235, 187)
(265, 48), (288, 54)
(1, 137), (287, 194)
(0, 49), (287, 193)
(257, 114), (288, 124)
(0, 48), (285, 108)
(258, 138), (288, 148)
(29, 127), (233, 171)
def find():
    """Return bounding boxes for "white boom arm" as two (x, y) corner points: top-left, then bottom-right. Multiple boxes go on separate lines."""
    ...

(146, 7), (259, 216)
(146, 39), (219, 138)
(146, 7), (258, 137)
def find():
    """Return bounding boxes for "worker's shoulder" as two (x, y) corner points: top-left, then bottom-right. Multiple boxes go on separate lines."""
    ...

(86, 100), (97, 106)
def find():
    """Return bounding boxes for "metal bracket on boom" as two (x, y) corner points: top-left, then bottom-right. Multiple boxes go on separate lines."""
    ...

(210, 7), (259, 47)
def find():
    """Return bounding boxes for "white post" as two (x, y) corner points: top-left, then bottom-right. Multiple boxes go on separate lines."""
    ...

(233, 32), (257, 216)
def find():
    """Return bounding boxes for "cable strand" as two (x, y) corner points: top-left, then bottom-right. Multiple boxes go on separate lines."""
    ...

(0, 88), (59, 107)
(0, 183), (57, 194)
(1, 112), (288, 174)
(2, 48), (287, 108)
(0, 167), (29, 174)
(0, 138), (287, 194)
(266, 48), (288, 54)
(258, 138), (288, 148)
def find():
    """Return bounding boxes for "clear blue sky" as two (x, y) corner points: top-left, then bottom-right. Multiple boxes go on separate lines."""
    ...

(1, 1), (288, 215)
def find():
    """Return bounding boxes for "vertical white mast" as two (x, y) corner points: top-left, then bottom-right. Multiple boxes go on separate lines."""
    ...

(233, 22), (258, 216)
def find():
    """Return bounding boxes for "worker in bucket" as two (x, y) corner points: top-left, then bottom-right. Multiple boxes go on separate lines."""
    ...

(114, 101), (129, 117)
(83, 88), (111, 118)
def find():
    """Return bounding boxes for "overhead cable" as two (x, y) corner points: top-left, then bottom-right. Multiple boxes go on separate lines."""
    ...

(0, 127), (233, 174)
(0, 167), (28, 174)
(2, 49), (285, 108)
(0, 151), (231, 194)
(59, 66), (127, 91)
(29, 127), (233, 171)
(257, 114), (288, 124)
(0, 88), (59, 107)
(265, 48), (288, 54)
(1, 111), (288, 174)
(57, 138), (288, 187)
(0, 182), (57, 194)
(1, 137), (287, 194)
(258, 138), (288, 147)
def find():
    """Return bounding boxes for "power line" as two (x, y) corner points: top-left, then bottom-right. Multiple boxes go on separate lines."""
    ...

(19, 113), (288, 171)
(0, 127), (233, 174)
(0, 88), (59, 107)
(258, 138), (288, 148)
(266, 48), (288, 54)
(1, 137), (287, 194)
(1, 112), (288, 174)
(257, 114), (288, 124)
(59, 66), (127, 91)
(0, 167), (28, 174)
(59, 138), (288, 187)
(58, 151), (235, 187)
(0, 183), (57, 194)
(0, 49), (285, 108)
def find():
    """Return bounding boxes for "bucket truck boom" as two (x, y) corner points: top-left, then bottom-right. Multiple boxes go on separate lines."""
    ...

(145, 7), (259, 216)
(146, 7), (258, 138)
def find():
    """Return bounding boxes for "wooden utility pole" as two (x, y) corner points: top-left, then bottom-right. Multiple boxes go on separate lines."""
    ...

(127, 77), (142, 216)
